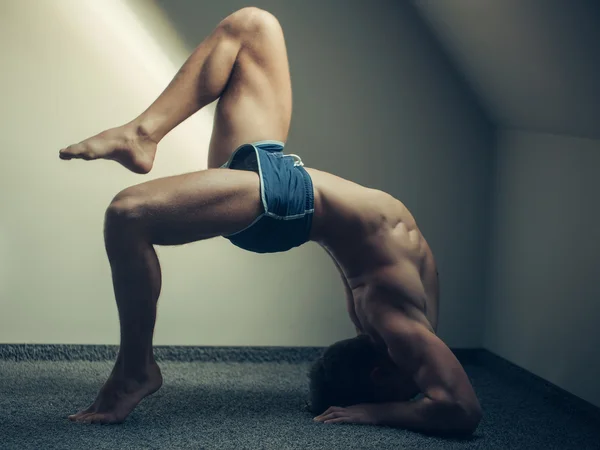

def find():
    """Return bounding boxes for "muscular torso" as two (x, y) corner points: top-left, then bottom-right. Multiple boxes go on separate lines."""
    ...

(306, 168), (440, 346)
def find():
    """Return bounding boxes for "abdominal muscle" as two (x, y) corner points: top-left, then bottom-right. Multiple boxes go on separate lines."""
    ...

(344, 231), (439, 348)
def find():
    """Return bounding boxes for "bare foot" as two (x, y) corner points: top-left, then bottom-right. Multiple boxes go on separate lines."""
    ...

(69, 362), (163, 424)
(59, 124), (157, 174)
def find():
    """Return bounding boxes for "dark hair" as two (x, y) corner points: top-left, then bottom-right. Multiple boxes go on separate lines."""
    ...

(305, 335), (388, 415)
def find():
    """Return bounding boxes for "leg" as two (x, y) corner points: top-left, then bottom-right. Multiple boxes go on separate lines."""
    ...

(69, 169), (263, 424)
(59, 7), (292, 172)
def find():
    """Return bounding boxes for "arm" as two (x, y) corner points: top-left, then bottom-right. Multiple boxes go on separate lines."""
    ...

(323, 247), (362, 334)
(340, 271), (362, 335)
(371, 309), (482, 435)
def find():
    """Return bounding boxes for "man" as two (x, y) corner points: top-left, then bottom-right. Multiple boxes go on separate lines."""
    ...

(59, 7), (482, 435)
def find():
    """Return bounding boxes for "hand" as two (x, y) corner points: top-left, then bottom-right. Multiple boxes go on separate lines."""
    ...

(313, 403), (382, 426)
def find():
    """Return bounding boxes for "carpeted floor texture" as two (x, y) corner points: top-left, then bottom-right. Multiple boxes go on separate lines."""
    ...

(1, 345), (599, 450)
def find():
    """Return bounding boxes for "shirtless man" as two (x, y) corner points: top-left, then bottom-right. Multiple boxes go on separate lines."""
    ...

(59, 8), (481, 435)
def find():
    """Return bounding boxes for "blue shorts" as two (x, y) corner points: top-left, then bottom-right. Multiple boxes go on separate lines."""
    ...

(221, 140), (315, 254)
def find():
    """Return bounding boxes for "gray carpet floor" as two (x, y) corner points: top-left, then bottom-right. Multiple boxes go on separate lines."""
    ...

(1, 346), (599, 449)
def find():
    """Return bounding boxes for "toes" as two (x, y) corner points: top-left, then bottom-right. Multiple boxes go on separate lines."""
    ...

(59, 148), (72, 159)
(68, 407), (95, 422)
(59, 145), (81, 159)
(68, 409), (121, 425)
(81, 414), (101, 424)
(80, 151), (96, 161)
(69, 412), (98, 423)
(68, 412), (89, 422)
(59, 144), (95, 160)
(82, 413), (119, 424)
(68, 413), (86, 422)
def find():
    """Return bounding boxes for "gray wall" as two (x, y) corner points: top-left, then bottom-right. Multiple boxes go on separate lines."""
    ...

(0, 0), (493, 348)
(414, 0), (600, 139)
(486, 129), (600, 407)
(412, 0), (600, 408)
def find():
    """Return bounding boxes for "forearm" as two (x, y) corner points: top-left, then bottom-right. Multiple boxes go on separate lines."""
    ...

(375, 397), (480, 436)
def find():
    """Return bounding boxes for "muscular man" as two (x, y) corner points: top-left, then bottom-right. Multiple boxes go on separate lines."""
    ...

(59, 8), (481, 435)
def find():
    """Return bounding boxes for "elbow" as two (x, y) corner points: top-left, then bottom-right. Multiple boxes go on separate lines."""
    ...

(456, 402), (482, 435)
(428, 397), (482, 436)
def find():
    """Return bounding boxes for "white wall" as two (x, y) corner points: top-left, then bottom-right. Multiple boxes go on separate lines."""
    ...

(486, 129), (600, 407)
(0, 0), (493, 348)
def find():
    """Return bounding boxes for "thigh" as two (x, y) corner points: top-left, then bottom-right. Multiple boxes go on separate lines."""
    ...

(116, 169), (263, 246)
(207, 12), (293, 168)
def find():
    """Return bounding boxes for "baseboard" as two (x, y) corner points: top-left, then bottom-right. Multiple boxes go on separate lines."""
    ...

(0, 343), (324, 363)
(473, 349), (600, 421)
(0, 344), (481, 363)
(1, 343), (598, 420)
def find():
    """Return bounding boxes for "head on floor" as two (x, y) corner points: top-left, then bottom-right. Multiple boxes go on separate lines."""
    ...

(306, 334), (420, 415)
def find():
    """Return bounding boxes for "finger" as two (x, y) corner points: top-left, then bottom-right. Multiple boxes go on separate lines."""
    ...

(325, 417), (349, 424)
(315, 412), (343, 422)
(314, 406), (342, 421)
(322, 406), (341, 415)
(317, 412), (339, 421)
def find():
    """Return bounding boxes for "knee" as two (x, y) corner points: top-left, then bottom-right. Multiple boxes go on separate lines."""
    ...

(221, 7), (280, 36)
(105, 188), (146, 227)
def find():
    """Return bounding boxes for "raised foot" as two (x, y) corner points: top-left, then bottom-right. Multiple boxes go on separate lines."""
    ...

(59, 124), (157, 174)
(69, 362), (163, 424)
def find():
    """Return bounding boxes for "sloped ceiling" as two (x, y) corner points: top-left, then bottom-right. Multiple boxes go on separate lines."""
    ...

(414, 0), (600, 139)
